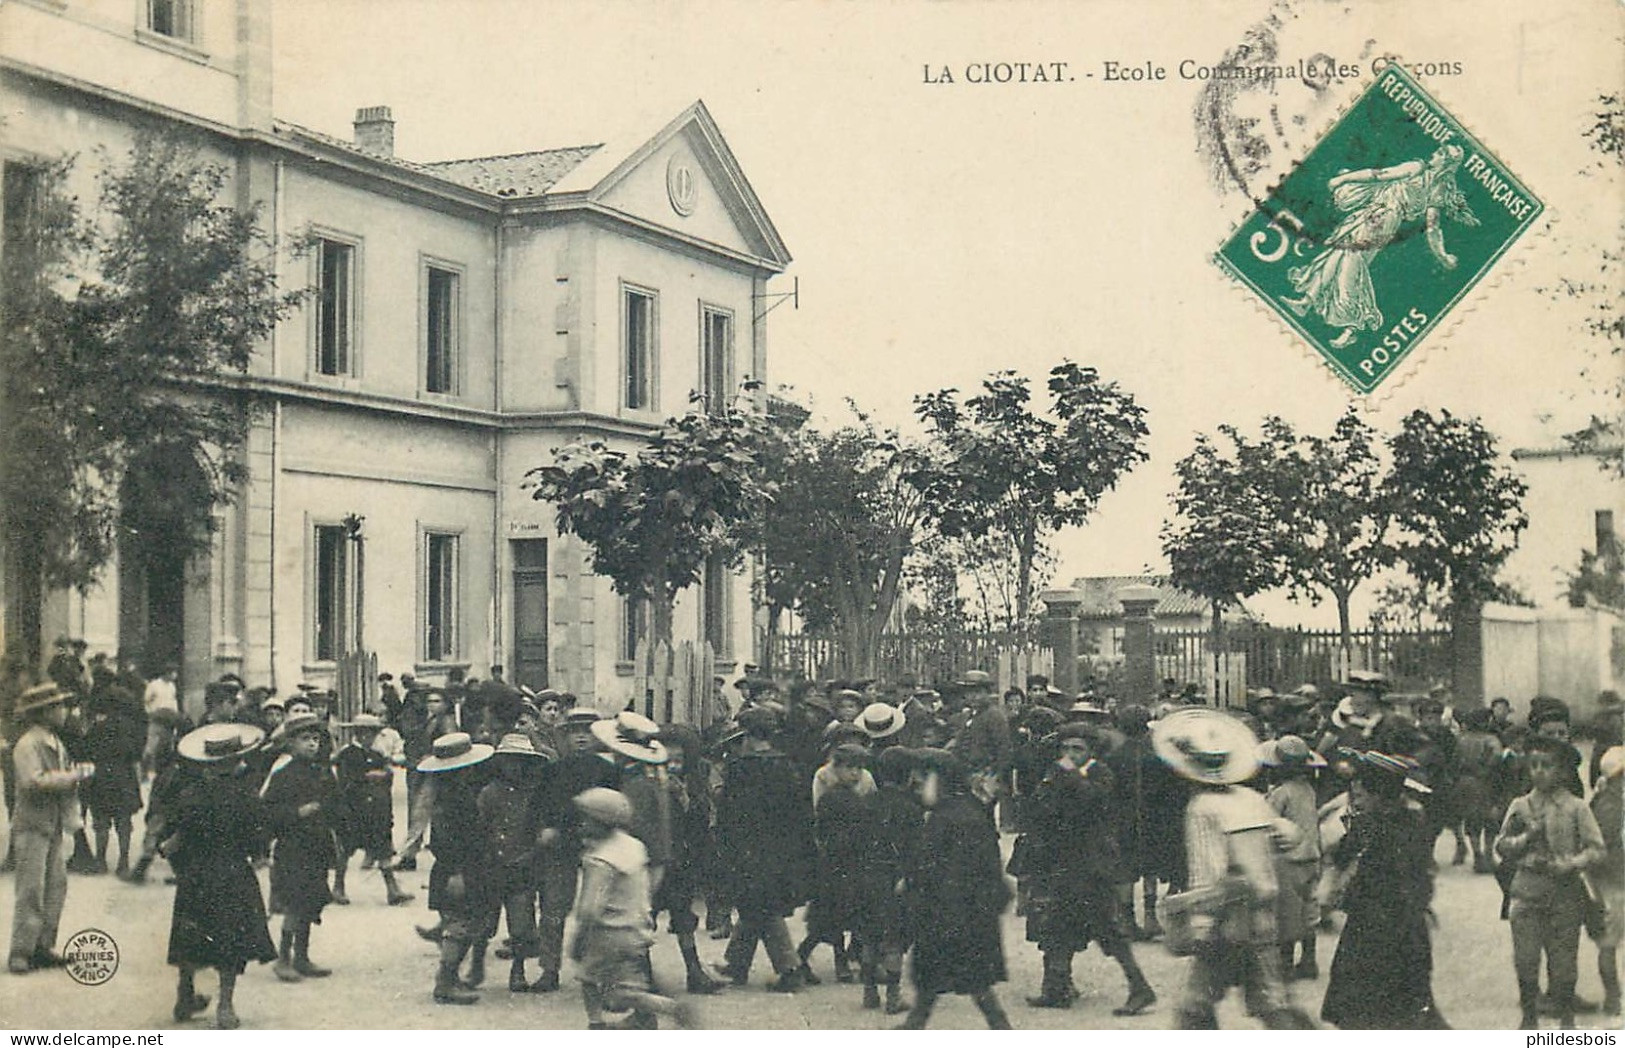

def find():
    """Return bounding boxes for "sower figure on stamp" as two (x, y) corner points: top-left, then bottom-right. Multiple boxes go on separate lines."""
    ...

(7, 684), (93, 975)
(1281, 143), (1479, 348)
(165, 723), (277, 1030)
(1152, 708), (1315, 1030)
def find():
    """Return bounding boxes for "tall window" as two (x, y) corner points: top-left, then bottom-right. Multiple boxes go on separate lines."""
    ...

(700, 306), (733, 415)
(313, 525), (349, 661)
(425, 533), (459, 661)
(316, 239), (354, 376)
(620, 595), (648, 662)
(425, 265), (459, 394)
(624, 286), (656, 410)
(703, 554), (730, 657)
(147, 0), (194, 41)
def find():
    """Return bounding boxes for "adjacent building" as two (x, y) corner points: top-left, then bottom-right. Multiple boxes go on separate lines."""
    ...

(0, 0), (791, 711)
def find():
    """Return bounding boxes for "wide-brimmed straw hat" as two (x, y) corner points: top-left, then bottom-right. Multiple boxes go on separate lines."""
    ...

(955, 670), (994, 689)
(564, 706), (603, 726)
(342, 713), (385, 731)
(591, 711), (668, 764)
(857, 702), (906, 740)
(1257, 734), (1327, 769)
(494, 732), (546, 758)
(1151, 707), (1260, 785)
(14, 683), (73, 716)
(177, 722), (266, 763)
(417, 732), (494, 773)
(281, 712), (327, 737)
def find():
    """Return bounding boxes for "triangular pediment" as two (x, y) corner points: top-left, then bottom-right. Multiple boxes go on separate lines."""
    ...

(552, 101), (790, 270)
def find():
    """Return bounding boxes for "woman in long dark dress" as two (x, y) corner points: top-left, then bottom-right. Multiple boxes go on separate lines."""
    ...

(898, 748), (1012, 1029)
(165, 724), (277, 1030)
(1321, 751), (1449, 1029)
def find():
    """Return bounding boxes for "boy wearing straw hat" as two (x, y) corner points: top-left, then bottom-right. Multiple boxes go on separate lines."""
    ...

(1258, 735), (1326, 980)
(332, 713), (413, 907)
(261, 712), (339, 983)
(418, 731), (495, 1004)
(477, 731), (547, 992)
(1152, 708), (1314, 1030)
(7, 684), (93, 975)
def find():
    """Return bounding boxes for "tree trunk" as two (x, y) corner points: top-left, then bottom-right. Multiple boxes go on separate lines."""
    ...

(1015, 520), (1037, 651)
(1335, 588), (1353, 676)
(1210, 598), (1224, 698)
(651, 588), (676, 649)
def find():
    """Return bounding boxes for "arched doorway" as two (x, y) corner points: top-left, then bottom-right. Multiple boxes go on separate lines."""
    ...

(117, 443), (213, 681)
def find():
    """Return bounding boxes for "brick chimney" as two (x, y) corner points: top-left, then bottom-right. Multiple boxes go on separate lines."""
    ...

(353, 106), (395, 156)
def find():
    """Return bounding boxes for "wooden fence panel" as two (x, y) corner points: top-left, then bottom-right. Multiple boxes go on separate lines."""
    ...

(628, 639), (717, 727)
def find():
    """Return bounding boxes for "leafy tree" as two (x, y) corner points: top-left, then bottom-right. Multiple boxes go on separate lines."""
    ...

(756, 406), (934, 677)
(1558, 94), (1623, 475)
(1566, 540), (1625, 610)
(1162, 425), (1287, 649)
(525, 399), (774, 649)
(1, 132), (302, 666)
(1261, 408), (1394, 656)
(1388, 408), (1529, 611)
(913, 363), (1149, 646)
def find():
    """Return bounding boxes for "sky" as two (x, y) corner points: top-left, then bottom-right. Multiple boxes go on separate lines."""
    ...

(272, 0), (1623, 627)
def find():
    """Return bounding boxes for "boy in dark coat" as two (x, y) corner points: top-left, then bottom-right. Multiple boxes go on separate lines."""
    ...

(655, 724), (727, 994)
(81, 684), (145, 877)
(797, 742), (870, 985)
(896, 747), (1013, 1029)
(715, 705), (816, 990)
(331, 714), (413, 906)
(164, 724), (277, 1030)
(856, 746), (923, 1014)
(1024, 723), (1156, 1015)
(260, 713), (338, 983)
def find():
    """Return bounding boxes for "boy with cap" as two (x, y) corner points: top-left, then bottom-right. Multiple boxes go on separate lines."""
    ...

(653, 724), (726, 994)
(260, 712), (338, 983)
(855, 746), (923, 1014)
(571, 787), (697, 1029)
(714, 704), (816, 990)
(797, 741), (871, 986)
(1022, 722), (1156, 1015)
(528, 706), (617, 992)
(1259, 736), (1325, 980)
(1495, 734), (1606, 1028)
(8, 684), (94, 974)
(331, 714), (413, 907)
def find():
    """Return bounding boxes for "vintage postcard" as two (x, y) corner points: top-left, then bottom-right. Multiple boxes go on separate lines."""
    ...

(0, 0), (1620, 1036)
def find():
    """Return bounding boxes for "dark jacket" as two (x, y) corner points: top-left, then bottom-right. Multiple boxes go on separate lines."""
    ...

(906, 791), (1009, 993)
(261, 756), (339, 918)
(167, 767), (277, 970)
(716, 747), (815, 915)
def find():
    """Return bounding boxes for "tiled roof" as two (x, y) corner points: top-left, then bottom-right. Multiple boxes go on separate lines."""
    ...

(422, 146), (604, 197)
(1063, 575), (1212, 619)
(273, 121), (602, 200)
(273, 120), (447, 179)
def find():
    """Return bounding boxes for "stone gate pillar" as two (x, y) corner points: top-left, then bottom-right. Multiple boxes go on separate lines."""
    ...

(1120, 584), (1161, 706)
(1039, 590), (1082, 695)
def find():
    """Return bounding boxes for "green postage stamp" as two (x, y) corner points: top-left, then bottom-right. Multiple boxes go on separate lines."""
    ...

(1216, 65), (1543, 394)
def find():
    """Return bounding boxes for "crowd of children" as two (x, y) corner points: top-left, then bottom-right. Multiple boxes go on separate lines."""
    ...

(4, 650), (1623, 1031)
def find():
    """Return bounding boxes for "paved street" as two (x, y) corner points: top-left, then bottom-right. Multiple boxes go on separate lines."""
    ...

(2, 785), (1619, 1033)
